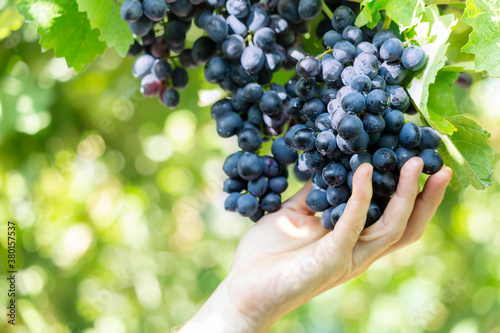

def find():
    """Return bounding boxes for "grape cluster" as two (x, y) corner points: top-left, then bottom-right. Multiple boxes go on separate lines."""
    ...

(218, 5), (443, 227)
(121, 0), (197, 108)
(285, 6), (442, 230)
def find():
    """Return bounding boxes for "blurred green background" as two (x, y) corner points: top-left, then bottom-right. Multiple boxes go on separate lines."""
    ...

(1, 4), (500, 333)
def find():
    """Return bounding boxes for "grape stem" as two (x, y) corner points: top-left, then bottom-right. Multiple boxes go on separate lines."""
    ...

(113, 0), (121, 7)
(246, 32), (255, 47)
(382, 16), (392, 30)
(316, 48), (333, 60)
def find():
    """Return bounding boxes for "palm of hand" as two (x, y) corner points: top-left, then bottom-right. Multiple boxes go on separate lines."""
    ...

(224, 160), (452, 328)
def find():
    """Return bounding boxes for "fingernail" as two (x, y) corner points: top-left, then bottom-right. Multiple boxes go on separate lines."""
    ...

(410, 157), (423, 172)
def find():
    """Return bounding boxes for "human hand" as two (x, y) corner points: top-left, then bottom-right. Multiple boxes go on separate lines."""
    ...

(180, 158), (452, 333)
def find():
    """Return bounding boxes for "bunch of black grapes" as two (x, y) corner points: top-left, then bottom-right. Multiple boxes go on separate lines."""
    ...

(218, 5), (444, 227)
(121, 0), (203, 108)
(121, 0), (326, 109)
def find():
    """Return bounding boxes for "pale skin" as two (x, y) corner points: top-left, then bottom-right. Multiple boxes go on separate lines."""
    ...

(179, 157), (453, 333)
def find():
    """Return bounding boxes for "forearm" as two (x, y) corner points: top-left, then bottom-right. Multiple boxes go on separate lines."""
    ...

(178, 278), (271, 333)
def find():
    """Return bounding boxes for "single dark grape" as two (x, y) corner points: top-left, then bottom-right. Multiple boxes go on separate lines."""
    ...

(419, 149), (444, 174)
(222, 34), (245, 60)
(353, 52), (379, 79)
(419, 126), (441, 150)
(162, 88), (180, 109)
(298, 0), (322, 20)
(374, 133), (399, 150)
(399, 122), (422, 148)
(204, 56), (230, 84)
(341, 92), (366, 114)
(306, 189), (330, 212)
(121, 0), (143, 22)
(363, 114), (385, 135)
(226, 0), (250, 18)
(322, 162), (347, 187)
(164, 21), (186, 49)
(261, 192), (282, 212)
(365, 202), (381, 228)
(331, 6), (355, 32)
(241, 45), (265, 74)
(372, 29), (397, 49)
(330, 203), (346, 226)
(379, 61), (408, 84)
(313, 171), (329, 190)
(333, 41), (356, 64)
(269, 177), (288, 193)
(322, 58), (343, 84)
(254, 27), (276, 51)
(372, 170), (398, 197)
(248, 176), (269, 196)
(237, 152), (264, 180)
(323, 30), (343, 49)
(172, 67), (189, 90)
(379, 38), (404, 62)
(371, 75), (386, 91)
(295, 77), (318, 100)
(316, 131), (337, 155)
(366, 89), (390, 114)
(132, 54), (154, 78)
(277, 0), (301, 25)
(355, 41), (377, 56)
(224, 192), (241, 211)
(345, 130), (369, 153)
(297, 56), (321, 78)
(272, 137), (298, 164)
(315, 113), (333, 132)
(143, 0), (167, 21)
(383, 109), (405, 133)
(259, 90), (283, 116)
(322, 207), (335, 229)
(217, 112), (243, 138)
(373, 148), (397, 171)
(338, 115), (364, 141)
(402, 45), (426, 71)
(238, 126), (263, 152)
(192, 37), (217, 65)
(302, 98), (325, 120)
(223, 178), (247, 193)
(326, 185), (349, 207)
(303, 150), (326, 171)
(227, 14), (248, 36)
(248, 3), (271, 31)
(128, 15), (153, 37)
(350, 74), (372, 93)
(342, 25), (363, 45)
(349, 152), (372, 172)
(237, 193), (260, 217)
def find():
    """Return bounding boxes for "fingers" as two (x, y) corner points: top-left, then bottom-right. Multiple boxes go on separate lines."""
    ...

(378, 166), (452, 256)
(317, 163), (373, 255)
(282, 180), (315, 215)
(354, 157), (423, 261)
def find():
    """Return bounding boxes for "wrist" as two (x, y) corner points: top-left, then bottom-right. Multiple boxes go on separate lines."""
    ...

(179, 277), (272, 333)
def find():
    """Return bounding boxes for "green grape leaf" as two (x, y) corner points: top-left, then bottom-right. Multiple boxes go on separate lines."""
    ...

(406, 5), (457, 135)
(77, 0), (134, 57)
(17, 0), (106, 72)
(439, 115), (494, 190)
(355, 0), (425, 30)
(462, 0), (500, 77)
(428, 70), (459, 118)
